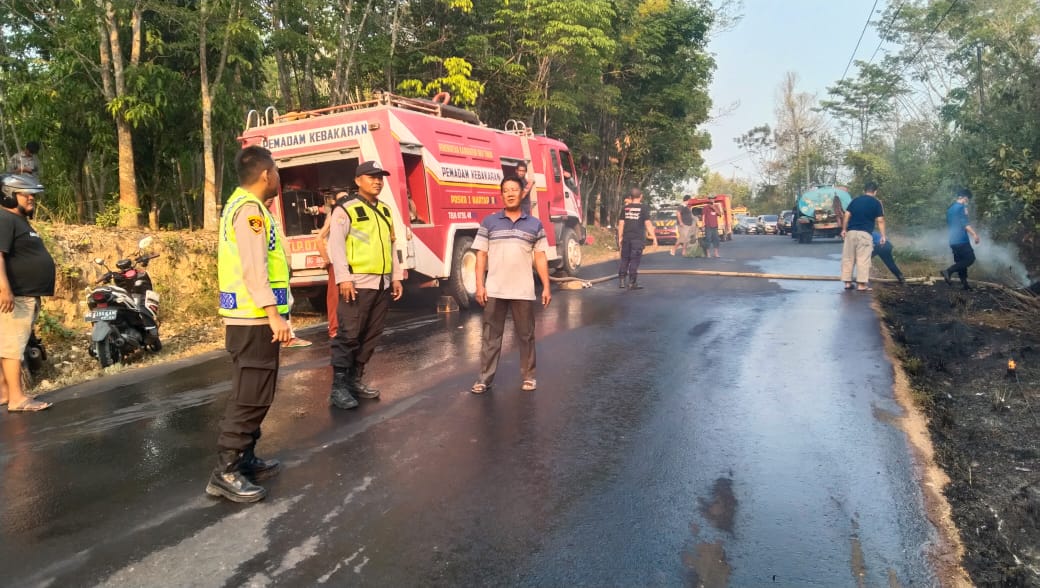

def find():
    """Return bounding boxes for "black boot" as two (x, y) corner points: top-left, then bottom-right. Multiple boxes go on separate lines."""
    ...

(350, 364), (380, 399)
(205, 450), (267, 503)
(329, 368), (359, 409)
(240, 430), (281, 481)
(619, 275), (627, 289)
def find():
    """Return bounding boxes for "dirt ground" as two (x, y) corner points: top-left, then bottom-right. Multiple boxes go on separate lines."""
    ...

(876, 282), (1040, 587)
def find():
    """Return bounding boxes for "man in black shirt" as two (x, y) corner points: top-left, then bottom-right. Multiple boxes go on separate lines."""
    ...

(0, 174), (55, 412)
(617, 187), (656, 289)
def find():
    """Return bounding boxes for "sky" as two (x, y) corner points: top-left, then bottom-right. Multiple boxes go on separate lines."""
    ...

(702, 0), (885, 183)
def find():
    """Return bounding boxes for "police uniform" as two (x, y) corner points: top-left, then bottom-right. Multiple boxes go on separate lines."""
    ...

(208, 186), (289, 502)
(327, 164), (403, 407)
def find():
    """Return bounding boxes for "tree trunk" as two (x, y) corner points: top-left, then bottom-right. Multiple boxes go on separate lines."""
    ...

(330, 0), (356, 104)
(302, 20), (316, 107)
(98, 0), (141, 227)
(271, 0), (294, 110)
(199, 0), (238, 231)
(387, 0), (402, 90)
(342, 0), (374, 94)
(200, 2), (218, 231)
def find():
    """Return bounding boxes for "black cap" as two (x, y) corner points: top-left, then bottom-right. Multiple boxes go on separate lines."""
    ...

(956, 188), (973, 199)
(355, 161), (391, 178)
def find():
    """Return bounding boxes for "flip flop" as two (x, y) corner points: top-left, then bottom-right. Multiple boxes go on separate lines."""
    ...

(857, 286), (873, 292)
(470, 383), (490, 395)
(8, 398), (52, 412)
(521, 379), (537, 391)
(844, 284), (855, 290)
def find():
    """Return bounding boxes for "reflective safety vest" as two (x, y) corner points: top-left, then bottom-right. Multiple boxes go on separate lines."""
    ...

(343, 198), (394, 275)
(218, 187), (291, 318)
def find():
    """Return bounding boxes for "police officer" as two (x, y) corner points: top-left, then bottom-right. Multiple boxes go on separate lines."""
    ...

(207, 146), (292, 503)
(327, 161), (403, 409)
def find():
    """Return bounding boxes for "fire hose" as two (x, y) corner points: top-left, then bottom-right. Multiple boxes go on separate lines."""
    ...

(548, 270), (932, 290)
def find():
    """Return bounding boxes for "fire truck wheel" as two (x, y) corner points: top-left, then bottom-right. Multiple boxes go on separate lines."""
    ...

(445, 235), (478, 309)
(560, 227), (582, 276)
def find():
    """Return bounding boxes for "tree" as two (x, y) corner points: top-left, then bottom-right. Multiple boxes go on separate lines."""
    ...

(821, 60), (907, 150)
(198, 0), (243, 231)
(97, 0), (143, 227)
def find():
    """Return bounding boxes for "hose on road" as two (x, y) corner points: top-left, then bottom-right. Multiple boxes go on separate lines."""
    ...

(550, 269), (929, 290)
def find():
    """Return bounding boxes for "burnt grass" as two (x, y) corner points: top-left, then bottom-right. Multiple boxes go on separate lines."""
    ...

(877, 283), (1040, 587)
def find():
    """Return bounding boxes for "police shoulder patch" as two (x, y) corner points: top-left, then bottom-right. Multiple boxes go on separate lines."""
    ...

(247, 216), (264, 233)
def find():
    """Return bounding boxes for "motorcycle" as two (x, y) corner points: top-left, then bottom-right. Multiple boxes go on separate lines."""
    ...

(85, 238), (162, 368)
(21, 328), (46, 389)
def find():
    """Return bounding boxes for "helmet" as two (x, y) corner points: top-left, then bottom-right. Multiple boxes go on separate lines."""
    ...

(1, 174), (44, 208)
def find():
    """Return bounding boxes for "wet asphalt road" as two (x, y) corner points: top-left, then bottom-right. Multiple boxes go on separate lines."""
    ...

(0, 235), (937, 587)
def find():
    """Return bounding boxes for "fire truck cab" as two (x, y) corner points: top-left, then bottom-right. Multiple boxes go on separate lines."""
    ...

(238, 93), (587, 309)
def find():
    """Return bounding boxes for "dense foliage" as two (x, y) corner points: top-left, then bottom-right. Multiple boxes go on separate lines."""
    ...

(0, 0), (719, 229)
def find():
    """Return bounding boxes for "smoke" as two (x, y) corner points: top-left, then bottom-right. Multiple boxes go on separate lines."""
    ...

(897, 228), (1032, 287)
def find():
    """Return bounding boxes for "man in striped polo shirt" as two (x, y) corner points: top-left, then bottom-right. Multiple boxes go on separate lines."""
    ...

(470, 176), (552, 394)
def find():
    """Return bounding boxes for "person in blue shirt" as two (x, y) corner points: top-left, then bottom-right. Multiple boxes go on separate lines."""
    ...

(840, 181), (886, 291)
(941, 188), (980, 290)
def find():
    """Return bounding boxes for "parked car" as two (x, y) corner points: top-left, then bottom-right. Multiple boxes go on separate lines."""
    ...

(777, 210), (793, 235)
(650, 210), (678, 245)
(757, 214), (779, 235)
(735, 216), (758, 235)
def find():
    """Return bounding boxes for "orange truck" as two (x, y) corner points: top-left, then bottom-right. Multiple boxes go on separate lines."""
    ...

(688, 195), (734, 242)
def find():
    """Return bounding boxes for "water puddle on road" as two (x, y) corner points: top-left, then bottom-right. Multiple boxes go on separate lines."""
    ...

(747, 254), (842, 280)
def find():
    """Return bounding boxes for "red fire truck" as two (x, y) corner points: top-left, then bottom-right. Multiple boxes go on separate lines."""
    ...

(238, 92), (587, 309)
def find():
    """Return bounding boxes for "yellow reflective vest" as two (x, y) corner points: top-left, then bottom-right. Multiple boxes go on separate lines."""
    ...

(218, 188), (291, 318)
(343, 198), (394, 275)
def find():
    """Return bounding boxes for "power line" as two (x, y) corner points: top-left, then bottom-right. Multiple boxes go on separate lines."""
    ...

(839, 0), (882, 84)
(894, 0), (960, 77)
(864, 1), (905, 67)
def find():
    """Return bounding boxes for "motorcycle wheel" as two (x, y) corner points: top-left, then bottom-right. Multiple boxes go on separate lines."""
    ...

(147, 338), (163, 352)
(95, 339), (120, 368)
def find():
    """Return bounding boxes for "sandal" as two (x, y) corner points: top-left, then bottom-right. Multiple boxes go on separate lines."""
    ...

(856, 285), (873, 292)
(470, 383), (489, 395)
(282, 337), (313, 348)
(844, 283), (855, 290)
(521, 379), (537, 391)
(8, 398), (52, 412)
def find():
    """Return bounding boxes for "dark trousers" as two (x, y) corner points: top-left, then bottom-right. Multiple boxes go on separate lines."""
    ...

(946, 243), (976, 284)
(331, 287), (390, 369)
(618, 239), (646, 281)
(478, 298), (536, 385)
(218, 324), (280, 452)
(325, 265), (339, 339)
(871, 241), (903, 279)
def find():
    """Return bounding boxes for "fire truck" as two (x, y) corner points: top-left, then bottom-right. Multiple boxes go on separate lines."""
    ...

(238, 92), (587, 309)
